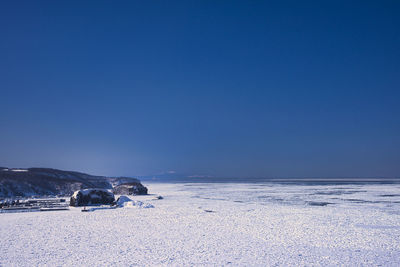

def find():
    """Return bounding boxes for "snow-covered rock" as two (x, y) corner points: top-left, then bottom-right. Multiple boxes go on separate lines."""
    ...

(70, 189), (115, 207)
(115, 196), (154, 208)
(115, 195), (132, 205)
(112, 183), (148, 195)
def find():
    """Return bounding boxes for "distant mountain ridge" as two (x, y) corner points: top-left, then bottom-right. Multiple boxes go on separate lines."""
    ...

(0, 167), (146, 198)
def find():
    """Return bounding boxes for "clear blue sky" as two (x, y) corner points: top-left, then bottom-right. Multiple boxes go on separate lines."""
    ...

(1, 1), (399, 178)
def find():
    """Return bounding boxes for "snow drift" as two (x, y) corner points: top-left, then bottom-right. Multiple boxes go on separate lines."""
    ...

(115, 196), (154, 208)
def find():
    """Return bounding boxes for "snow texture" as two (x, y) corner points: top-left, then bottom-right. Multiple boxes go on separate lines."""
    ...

(1, 183), (400, 266)
(116, 195), (154, 208)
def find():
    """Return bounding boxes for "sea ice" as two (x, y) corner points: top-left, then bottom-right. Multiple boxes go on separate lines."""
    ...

(1, 183), (399, 266)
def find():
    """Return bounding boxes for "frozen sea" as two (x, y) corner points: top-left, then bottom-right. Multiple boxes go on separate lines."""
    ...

(1, 182), (400, 266)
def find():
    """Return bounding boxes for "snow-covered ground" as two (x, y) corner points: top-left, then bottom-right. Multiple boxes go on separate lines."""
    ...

(1, 182), (400, 266)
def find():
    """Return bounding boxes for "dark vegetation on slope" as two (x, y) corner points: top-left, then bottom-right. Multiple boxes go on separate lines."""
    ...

(0, 167), (147, 198)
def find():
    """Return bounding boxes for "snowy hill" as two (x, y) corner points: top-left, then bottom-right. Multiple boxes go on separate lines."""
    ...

(0, 167), (146, 198)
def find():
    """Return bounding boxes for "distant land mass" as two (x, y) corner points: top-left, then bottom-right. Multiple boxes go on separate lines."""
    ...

(0, 167), (147, 198)
(139, 172), (400, 185)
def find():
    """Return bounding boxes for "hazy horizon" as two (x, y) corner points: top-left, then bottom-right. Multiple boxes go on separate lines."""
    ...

(1, 166), (400, 181)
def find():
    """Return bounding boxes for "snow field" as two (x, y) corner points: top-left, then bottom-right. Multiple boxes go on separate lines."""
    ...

(1, 183), (400, 266)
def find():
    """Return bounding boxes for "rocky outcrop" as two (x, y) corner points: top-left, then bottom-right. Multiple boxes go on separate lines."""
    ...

(70, 189), (115, 206)
(112, 182), (148, 195)
(0, 167), (147, 198)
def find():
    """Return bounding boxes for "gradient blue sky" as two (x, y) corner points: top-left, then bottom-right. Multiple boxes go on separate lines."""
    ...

(1, 1), (399, 178)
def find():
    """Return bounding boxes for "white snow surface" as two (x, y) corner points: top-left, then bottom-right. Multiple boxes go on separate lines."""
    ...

(1, 182), (400, 266)
(116, 195), (154, 208)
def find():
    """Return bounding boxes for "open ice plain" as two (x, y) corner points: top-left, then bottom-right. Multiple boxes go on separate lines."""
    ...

(1, 182), (400, 266)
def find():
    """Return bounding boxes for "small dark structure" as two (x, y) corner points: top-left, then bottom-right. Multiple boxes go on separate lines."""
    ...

(70, 189), (115, 207)
(112, 183), (148, 195)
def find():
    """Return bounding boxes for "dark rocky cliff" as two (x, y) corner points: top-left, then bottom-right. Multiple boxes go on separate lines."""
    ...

(0, 167), (147, 198)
